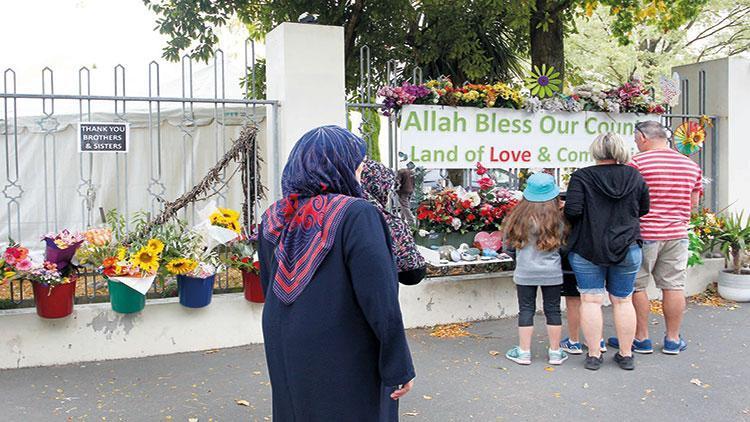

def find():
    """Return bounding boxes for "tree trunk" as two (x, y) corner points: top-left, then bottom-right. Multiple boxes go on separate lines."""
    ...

(530, 0), (566, 81)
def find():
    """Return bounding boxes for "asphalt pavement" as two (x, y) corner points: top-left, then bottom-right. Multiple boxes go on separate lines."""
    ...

(2, 302), (749, 421)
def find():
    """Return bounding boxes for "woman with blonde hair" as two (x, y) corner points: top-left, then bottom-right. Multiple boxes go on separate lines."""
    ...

(564, 132), (650, 371)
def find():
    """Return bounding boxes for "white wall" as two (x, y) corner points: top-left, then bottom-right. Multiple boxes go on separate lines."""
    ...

(673, 57), (750, 213)
(0, 259), (722, 369)
(265, 23), (346, 200)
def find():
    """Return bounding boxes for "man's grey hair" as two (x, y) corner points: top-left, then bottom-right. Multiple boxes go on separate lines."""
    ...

(635, 120), (668, 140)
(590, 132), (631, 164)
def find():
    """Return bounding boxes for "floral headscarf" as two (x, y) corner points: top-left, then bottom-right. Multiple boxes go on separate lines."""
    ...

(262, 126), (367, 305)
(360, 159), (426, 273)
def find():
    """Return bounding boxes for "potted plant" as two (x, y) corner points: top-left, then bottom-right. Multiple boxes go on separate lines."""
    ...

(715, 212), (750, 302)
(3, 242), (79, 318)
(224, 241), (263, 303)
(159, 205), (240, 308)
(79, 212), (163, 314)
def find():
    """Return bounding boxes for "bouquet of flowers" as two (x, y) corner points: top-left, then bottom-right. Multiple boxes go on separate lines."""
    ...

(2, 242), (78, 287)
(159, 219), (222, 280)
(1, 243), (32, 284)
(416, 162), (519, 234)
(222, 241), (260, 274)
(43, 229), (84, 270)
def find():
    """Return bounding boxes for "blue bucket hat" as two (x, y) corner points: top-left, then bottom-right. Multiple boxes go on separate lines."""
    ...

(523, 172), (560, 202)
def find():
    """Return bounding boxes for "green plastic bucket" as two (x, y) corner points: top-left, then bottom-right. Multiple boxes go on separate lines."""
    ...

(107, 279), (146, 314)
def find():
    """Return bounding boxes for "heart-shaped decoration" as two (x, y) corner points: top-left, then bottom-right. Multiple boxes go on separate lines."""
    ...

(474, 231), (503, 252)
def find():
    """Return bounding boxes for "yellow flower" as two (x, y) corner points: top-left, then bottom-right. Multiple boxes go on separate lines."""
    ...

(117, 246), (127, 261)
(218, 207), (240, 221)
(3, 271), (16, 280)
(132, 247), (159, 273)
(165, 258), (198, 275)
(146, 238), (165, 254)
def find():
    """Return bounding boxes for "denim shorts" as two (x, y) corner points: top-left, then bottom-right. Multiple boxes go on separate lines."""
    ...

(569, 244), (642, 298)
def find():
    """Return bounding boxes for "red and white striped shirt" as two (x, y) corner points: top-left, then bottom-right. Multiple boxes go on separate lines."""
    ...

(629, 149), (702, 240)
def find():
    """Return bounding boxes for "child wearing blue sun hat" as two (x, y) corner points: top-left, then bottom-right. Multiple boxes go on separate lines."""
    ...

(502, 172), (569, 366)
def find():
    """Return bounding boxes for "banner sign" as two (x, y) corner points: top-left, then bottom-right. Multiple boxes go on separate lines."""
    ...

(78, 122), (129, 153)
(399, 105), (657, 168)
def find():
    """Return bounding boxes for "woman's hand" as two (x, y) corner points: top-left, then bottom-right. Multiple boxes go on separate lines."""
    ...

(390, 379), (414, 400)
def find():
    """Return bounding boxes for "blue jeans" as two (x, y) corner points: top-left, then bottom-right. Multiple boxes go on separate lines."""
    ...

(569, 244), (642, 298)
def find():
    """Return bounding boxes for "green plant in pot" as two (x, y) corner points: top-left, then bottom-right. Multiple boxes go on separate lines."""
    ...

(715, 212), (750, 302)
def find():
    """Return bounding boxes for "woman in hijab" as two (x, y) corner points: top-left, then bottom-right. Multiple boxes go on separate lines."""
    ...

(258, 126), (416, 422)
(361, 159), (427, 285)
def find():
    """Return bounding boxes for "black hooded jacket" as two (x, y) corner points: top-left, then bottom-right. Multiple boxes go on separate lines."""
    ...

(564, 164), (650, 265)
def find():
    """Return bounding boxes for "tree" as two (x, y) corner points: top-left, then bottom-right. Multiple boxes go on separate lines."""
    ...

(509, 0), (709, 81)
(143, 0), (526, 94)
(565, 0), (750, 87)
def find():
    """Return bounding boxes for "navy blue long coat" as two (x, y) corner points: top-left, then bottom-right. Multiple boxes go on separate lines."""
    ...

(259, 200), (416, 421)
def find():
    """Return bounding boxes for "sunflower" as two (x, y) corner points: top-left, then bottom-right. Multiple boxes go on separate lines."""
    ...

(525, 64), (561, 98)
(131, 247), (159, 273)
(218, 207), (240, 221)
(146, 238), (165, 254)
(116, 246), (128, 261)
(165, 258), (198, 275)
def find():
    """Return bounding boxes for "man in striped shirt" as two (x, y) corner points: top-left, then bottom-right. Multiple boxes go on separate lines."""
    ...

(610, 121), (702, 355)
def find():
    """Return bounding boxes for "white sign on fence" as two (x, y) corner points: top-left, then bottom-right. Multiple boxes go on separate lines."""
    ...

(78, 122), (129, 153)
(399, 105), (657, 168)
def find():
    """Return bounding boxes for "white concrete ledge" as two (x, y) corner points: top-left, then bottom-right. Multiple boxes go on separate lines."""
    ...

(0, 258), (724, 369)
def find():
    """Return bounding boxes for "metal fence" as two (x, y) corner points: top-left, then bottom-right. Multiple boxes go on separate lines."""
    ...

(1, 40), (277, 308)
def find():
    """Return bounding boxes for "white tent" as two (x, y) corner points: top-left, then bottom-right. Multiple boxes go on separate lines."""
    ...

(0, 105), (269, 247)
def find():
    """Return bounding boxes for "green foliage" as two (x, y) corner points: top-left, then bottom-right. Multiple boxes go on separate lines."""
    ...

(716, 212), (750, 274)
(144, 0), (526, 92)
(565, 0), (750, 87)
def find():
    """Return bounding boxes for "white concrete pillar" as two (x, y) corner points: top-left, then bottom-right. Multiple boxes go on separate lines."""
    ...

(265, 22), (346, 200)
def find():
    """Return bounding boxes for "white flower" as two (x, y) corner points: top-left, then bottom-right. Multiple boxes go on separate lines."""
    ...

(418, 229), (430, 238)
(465, 191), (481, 207)
(451, 218), (462, 230)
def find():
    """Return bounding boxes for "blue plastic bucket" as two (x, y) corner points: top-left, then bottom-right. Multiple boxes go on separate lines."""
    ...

(176, 274), (215, 308)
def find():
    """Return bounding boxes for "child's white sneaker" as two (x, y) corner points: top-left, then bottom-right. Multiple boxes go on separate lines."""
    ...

(548, 348), (569, 365)
(506, 346), (531, 365)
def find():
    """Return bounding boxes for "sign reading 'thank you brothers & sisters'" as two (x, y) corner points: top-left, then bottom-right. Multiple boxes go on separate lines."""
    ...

(78, 122), (129, 153)
(398, 105), (657, 168)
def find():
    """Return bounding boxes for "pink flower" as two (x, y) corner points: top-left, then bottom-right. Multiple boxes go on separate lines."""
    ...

(476, 162), (488, 176)
(15, 259), (32, 271)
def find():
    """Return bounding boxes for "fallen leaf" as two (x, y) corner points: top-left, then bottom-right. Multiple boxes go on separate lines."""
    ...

(429, 323), (474, 338)
(690, 378), (703, 387)
(553, 392), (561, 398)
(235, 400), (250, 407)
(252, 371), (262, 376)
(488, 350), (500, 356)
(204, 349), (219, 355)
(188, 418), (198, 422)
(403, 412), (419, 417)
(544, 366), (555, 372)
(423, 395), (432, 400)
(583, 383), (589, 389)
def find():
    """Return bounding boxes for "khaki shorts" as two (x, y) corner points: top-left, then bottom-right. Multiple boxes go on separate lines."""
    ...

(635, 239), (689, 291)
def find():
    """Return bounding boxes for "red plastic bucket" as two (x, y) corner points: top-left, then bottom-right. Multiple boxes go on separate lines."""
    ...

(32, 280), (76, 319)
(241, 271), (264, 303)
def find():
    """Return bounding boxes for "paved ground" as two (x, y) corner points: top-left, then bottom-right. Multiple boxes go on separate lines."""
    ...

(2, 303), (749, 422)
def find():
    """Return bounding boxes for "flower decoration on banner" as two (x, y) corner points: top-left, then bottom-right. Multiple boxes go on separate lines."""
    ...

(378, 76), (666, 116)
(416, 162), (519, 234)
(673, 121), (706, 156)
(525, 64), (561, 98)
(659, 74), (680, 108)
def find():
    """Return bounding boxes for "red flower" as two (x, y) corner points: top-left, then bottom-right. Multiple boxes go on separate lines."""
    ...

(478, 177), (494, 191)
(241, 257), (250, 264)
(466, 214), (476, 222)
(476, 162), (488, 176)
(253, 261), (260, 270)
